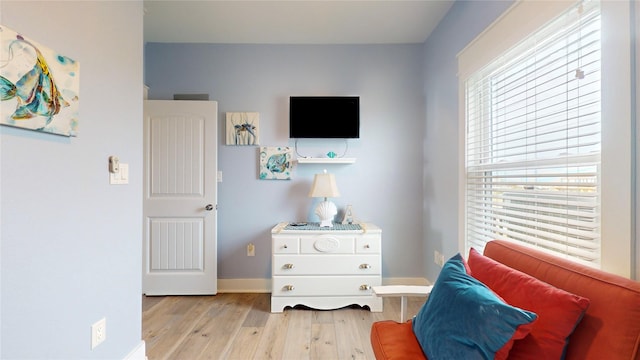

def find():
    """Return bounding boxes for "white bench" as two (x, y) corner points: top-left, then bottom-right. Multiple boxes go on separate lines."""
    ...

(372, 285), (433, 322)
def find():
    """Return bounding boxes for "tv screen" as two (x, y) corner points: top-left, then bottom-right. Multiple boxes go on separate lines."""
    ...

(289, 96), (360, 138)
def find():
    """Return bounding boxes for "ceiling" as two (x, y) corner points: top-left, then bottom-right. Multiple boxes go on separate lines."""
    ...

(143, 1), (454, 45)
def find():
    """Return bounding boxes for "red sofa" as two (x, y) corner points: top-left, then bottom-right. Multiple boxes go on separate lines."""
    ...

(371, 240), (640, 359)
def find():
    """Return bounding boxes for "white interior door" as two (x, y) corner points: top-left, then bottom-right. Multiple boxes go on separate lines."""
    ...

(143, 100), (217, 295)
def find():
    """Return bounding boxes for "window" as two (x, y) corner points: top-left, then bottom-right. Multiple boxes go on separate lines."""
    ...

(462, 1), (601, 267)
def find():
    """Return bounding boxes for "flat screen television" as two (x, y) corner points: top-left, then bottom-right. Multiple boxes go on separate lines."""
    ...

(289, 96), (360, 138)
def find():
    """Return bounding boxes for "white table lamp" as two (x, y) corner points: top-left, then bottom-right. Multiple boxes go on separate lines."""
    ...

(308, 170), (340, 227)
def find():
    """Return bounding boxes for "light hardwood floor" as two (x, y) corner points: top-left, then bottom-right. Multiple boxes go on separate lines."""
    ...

(142, 293), (426, 360)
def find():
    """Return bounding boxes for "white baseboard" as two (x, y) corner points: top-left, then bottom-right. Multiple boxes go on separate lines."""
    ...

(217, 277), (430, 293)
(123, 340), (146, 360)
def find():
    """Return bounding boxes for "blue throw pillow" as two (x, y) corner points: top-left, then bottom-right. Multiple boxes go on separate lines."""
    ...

(412, 254), (537, 360)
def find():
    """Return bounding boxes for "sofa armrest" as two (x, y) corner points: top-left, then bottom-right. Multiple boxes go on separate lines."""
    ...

(372, 285), (432, 322)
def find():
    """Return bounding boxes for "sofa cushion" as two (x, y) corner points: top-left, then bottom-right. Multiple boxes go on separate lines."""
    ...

(468, 247), (590, 359)
(412, 253), (537, 360)
(371, 320), (426, 360)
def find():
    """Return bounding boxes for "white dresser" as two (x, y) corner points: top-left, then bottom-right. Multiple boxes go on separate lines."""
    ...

(271, 222), (383, 313)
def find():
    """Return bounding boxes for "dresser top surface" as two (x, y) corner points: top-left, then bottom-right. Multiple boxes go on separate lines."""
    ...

(272, 222), (380, 234)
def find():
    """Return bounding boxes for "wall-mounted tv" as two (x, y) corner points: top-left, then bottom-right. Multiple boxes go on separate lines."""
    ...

(289, 96), (360, 139)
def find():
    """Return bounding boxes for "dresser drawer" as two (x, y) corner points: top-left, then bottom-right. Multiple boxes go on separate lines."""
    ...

(300, 234), (355, 254)
(272, 236), (299, 254)
(356, 235), (381, 253)
(273, 254), (380, 276)
(272, 276), (381, 296)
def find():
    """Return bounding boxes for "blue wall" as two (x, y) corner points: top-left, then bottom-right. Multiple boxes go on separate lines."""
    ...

(421, 1), (514, 282)
(1, 1), (144, 358)
(145, 44), (426, 280)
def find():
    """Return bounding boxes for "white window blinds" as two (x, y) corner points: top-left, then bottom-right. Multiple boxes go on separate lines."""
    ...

(463, 1), (601, 267)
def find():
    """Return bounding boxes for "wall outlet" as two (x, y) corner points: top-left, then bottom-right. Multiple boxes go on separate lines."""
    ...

(247, 243), (255, 257)
(91, 317), (106, 349)
(434, 250), (445, 267)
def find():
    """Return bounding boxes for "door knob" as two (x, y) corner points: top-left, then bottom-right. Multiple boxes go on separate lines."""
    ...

(205, 204), (214, 211)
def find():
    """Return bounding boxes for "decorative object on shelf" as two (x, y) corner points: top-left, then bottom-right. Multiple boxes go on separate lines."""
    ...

(308, 169), (340, 227)
(327, 151), (337, 158)
(0, 25), (80, 137)
(259, 146), (292, 180)
(226, 112), (259, 145)
(342, 204), (355, 224)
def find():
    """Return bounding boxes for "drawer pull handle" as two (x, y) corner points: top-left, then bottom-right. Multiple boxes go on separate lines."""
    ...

(360, 284), (371, 291)
(283, 244), (288, 249)
(359, 264), (372, 269)
(284, 285), (295, 291)
(283, 263), (295, 269)
(364, 244), (370, 249)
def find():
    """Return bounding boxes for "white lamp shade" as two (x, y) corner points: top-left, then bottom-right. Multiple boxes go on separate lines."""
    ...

(308, 172), (340, 198)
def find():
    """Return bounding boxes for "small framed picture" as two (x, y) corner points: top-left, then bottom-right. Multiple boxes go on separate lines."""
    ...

(226, 112), (259, 145)
(259, 146), (293, 180)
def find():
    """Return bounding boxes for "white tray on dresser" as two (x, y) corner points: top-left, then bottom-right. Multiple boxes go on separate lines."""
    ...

(271, 222), (383, 313)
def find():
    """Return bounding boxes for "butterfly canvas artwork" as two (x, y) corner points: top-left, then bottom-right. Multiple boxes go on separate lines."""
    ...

(226, 112), (259, 145)
(0, 25), (80, 137)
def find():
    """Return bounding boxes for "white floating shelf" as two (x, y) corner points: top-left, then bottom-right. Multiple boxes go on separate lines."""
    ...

(296, 157), (356, 164)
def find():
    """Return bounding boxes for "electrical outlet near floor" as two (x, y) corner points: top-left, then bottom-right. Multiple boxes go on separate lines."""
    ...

(91, 317), (106, 349)
(247, 243), (255, 257)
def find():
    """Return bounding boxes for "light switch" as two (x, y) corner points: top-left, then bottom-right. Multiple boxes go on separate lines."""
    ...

(109, 163), (129, 185)
(120, 164), (129, 182)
